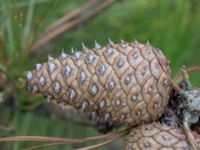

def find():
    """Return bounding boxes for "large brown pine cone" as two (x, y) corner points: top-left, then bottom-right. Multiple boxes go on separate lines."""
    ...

(26, 40), (172, 126)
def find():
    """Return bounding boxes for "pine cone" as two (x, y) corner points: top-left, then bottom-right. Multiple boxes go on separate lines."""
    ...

(26, 40), (171, 126)
(124, 122), (200, 150)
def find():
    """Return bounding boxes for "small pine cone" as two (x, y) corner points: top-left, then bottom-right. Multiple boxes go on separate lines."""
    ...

(26, 40), (171, 126)
(124, 122), (200, 150)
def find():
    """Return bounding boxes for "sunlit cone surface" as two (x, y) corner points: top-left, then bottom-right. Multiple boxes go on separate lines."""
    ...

(26, 40), (171, 125)
(124, 122), (200, 150)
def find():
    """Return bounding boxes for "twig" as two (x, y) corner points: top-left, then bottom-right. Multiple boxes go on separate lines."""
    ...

(74, 139), (115, 150)
(175, 66), (200, 81)
(43, 0), (95, 34)
(31, 0), (116, 52)
(23, 130), (127, 150)
(35, 103), (115, 134)
(183, 112), (200, 150)
(40, 103), (96, 127)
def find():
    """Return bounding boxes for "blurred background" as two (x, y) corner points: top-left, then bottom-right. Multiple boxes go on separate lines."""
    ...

(0, 0), (200, 149)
